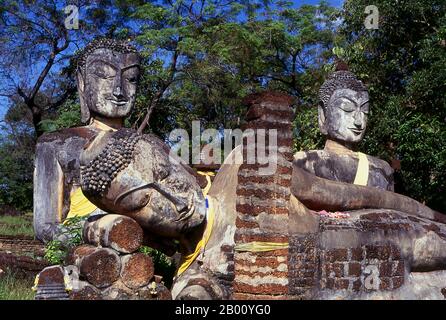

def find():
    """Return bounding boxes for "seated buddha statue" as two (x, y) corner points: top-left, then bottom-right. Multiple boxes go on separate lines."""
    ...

(290, 64), (446, 299)
(33, 38), (142, 242)
(292, 63), (443, 222)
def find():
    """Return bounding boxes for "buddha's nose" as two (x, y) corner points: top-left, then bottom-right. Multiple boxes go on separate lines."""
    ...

(113, 86), (124, 99)
(353, 112), (364, 128)
(112, 74), (126, 100)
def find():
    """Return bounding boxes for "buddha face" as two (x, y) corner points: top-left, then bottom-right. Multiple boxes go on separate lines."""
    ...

(77, 48), (140, 122)
(319, 88), (369, 144)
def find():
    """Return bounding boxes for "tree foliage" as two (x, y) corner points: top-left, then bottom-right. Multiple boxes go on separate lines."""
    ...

(0, 100), (35, 211)
(0, 0), (444, 213)
(128, 1), (340, 138)
(337, 0), (446, 211)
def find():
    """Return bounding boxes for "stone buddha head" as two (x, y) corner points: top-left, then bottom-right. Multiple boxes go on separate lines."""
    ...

(76, 38), (141, 123)
(318, 64), (369, 144)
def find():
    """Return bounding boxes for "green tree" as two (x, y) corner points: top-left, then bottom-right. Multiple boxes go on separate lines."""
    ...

(0, 0), (343, 212)
(0, 0), (139, 138)
(338, 0), (446, 211)
(0, 100), (35, 211)
(126, 0), (339, 141)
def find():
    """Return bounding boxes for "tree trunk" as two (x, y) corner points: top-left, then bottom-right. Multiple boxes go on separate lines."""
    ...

(31, 105), (44, 138)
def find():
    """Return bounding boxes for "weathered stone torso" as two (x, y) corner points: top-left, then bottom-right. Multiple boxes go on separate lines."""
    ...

(41, 127), (98, 189)
(294, 149), (394, 191)
(33, 126), (105, 241)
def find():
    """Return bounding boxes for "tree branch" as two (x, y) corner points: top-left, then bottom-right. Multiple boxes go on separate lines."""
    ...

(46, 85), (77, 112)
(28, 51), (56, 102)
(137, 44), (181, 134)
(17, 87), (29, 103)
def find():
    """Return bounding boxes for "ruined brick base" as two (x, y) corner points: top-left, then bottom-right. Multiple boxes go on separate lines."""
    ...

(286, 210), (446, 300)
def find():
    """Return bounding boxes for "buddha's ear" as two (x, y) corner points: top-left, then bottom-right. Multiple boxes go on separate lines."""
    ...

(318, 101), (328, 135)
(76, 69), (90, 124)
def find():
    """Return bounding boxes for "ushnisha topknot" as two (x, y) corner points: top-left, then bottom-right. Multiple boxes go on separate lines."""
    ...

(76, 38), (140, 72)
(318, 61), (367, 108)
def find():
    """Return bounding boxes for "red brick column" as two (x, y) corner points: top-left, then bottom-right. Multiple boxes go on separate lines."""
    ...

(233, 91), (294, 299)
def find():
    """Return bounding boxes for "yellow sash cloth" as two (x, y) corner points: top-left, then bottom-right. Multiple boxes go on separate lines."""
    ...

(353, 152), (369, 186)
(196, 171), (216, 196)
(65, 187), (98, 220)
(176, 195), (215, 276)
(234, 241), (289, 252)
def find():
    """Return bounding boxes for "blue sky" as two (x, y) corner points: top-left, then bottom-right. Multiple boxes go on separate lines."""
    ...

(300, 0), (342, 6)
(0, 0), (344, 127)
(0, 98), (8, 124)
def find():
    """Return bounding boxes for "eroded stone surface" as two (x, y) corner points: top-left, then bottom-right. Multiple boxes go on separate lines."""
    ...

(79, 247), (121, 288)
(120, 253), (154, 289)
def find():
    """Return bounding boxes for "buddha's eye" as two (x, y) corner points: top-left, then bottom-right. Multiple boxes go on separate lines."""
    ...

(92, 65), (116, 79)
(361, 103), (370, 114)
(336, 98), (356, 112)
(123, 67), (139, 84)
(94, 71), (110, 79)
(126, 76), (138, 84)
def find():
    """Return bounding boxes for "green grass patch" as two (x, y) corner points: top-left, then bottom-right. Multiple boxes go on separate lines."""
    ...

(0, 269), (35, 300)
(0, 214), (34, 237)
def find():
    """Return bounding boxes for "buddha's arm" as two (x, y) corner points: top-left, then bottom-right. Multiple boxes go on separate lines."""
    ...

(291, 164), (442, 222)
(33, 141), (64, 242)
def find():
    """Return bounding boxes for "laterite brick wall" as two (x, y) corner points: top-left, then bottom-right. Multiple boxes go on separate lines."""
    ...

(233, 91), (294, 299)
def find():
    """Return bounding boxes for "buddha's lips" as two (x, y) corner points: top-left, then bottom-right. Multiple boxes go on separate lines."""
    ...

(108, 99), (128, 106)
(349, 128), (364, 135)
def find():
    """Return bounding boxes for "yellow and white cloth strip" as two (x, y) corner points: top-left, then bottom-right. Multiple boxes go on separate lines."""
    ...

(353, 152), (369, 186)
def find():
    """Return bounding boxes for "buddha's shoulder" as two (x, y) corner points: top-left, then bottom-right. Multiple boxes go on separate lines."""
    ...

(37, 126), (98, 145)
(293, 149), (332, 164)
(140, 132), (165, 144)
(365, 154), (394, 177)
(294, 150), (393, 175)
